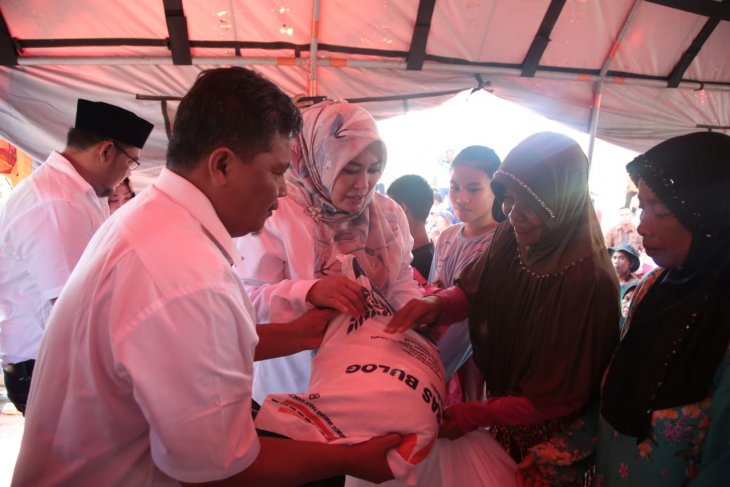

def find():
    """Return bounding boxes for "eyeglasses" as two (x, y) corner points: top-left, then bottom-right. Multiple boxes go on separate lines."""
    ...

(113, 143), (141, 171)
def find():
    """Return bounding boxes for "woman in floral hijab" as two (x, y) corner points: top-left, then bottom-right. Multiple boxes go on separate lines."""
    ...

(236, 100), (421, 402)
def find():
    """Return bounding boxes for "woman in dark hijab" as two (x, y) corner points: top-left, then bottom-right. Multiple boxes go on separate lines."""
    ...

(522, 132), (730, 486)
(387, 132), (619, 467)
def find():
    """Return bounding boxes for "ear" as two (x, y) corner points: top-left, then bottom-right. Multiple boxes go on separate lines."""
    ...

(98, 141), (116, 165)
(400, 202), (412, 218)
(207, 147), (234, 188)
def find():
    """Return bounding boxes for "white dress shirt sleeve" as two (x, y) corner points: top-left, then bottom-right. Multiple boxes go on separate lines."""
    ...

(114, 286), (260, 483)
(15, 200), (100, 303)
(235, 200), (319, 323)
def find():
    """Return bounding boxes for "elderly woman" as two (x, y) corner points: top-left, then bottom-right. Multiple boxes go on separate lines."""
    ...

(235, 100), (421, 403)
(387, 132), (619, 466)
(521, 131), (730, 486)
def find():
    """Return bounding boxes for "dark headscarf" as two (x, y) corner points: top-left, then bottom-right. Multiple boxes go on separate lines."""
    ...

(458, 133), (619, 407)
(602, 132), (730, 440)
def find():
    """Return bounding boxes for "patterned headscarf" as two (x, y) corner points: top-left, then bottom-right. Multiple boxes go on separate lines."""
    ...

(285, 100), (400, 292)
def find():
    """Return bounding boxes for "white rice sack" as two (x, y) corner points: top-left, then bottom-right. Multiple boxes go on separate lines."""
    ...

(255, 255), (446, 485)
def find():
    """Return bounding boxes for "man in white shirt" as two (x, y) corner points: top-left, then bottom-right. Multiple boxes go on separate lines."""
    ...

(0, 99), (153, 414)
(13, 67), (400, 486)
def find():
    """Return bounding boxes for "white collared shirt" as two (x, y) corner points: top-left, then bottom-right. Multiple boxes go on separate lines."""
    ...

(14, 168), (260, 486)
(0, 151), (109, 366)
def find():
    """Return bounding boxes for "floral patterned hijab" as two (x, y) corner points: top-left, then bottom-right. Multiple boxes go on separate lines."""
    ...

(285, 100), (400, 292)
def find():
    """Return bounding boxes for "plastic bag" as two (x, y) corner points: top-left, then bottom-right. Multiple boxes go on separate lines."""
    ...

(345, 429), (517, 487)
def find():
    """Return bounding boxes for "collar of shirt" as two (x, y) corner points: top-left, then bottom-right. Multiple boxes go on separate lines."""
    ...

(45, 151), (110, 217)
(154, 168), (241, 266)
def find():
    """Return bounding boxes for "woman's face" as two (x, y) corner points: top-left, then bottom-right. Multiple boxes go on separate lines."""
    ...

(449, 165), (494, 228)
(636, 180), (692, 268)
(108, 181), (134, 212)
(501, 187), (548, 246)
(331, 143), (383, 213)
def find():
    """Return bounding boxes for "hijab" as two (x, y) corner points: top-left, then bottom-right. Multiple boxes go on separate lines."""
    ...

(458, 132), (619, 407)
(602, 132), (730, 439)
(285, 100), (401, 293)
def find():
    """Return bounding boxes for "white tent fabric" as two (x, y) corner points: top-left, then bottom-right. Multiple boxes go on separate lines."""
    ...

(1, 0), (728, 175)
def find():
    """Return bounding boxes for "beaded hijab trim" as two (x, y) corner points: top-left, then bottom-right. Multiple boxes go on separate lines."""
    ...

(494, 169), (556, 219)
(515, 247), (586, 278)
(630, 154), (710, 239)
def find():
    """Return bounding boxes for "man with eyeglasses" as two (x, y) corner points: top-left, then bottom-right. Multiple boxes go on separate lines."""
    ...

(0, 98), (153, 415)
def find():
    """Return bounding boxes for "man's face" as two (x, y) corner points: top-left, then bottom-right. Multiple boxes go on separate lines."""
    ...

(611, 251), (631, 278)
(224, 133), (292, 237)
(97, 143), (139, 197)
(618, 208), (633, 226)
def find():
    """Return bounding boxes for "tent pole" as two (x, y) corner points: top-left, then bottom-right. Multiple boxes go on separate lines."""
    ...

(587, 82), (603, 167)
(307, 0), (321, 96)
(587, 0), (644, 165)
(228, 0), (241, 57)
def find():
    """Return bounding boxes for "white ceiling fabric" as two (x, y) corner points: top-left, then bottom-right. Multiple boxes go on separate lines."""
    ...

(1, 0), (728, 173)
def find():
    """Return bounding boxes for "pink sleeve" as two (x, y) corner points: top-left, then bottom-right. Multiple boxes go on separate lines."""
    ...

(433, 286), (469, 326)
(451, 396), (583, 433)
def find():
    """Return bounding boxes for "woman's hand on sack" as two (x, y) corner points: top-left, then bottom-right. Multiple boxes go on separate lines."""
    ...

(438, 404), (474, 440)
(385, 295), (442, 333)
(516, 453), (551, 487)
(347, 433), (402, 484)
(307, 276), (366, 316)
(292, 308), (341, 350)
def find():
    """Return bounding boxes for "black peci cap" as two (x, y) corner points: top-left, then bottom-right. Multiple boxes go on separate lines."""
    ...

(75, 99), (154, 149)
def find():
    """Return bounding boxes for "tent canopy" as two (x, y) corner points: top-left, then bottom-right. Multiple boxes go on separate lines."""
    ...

(1, 0), (729, 179)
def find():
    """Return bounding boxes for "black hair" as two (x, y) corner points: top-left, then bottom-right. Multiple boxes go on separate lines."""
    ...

(451, 145), (501, 178)
(167, 67), (302, 172)
(387, 174), (434, 222)
(66, 127), (110, 150)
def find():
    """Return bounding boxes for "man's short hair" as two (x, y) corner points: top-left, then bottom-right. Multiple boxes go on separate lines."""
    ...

(387, 175), (434, 222)
(167, 67), (302, 172)
(66, 127), (109, 151)
(452, 145), (501, 178)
